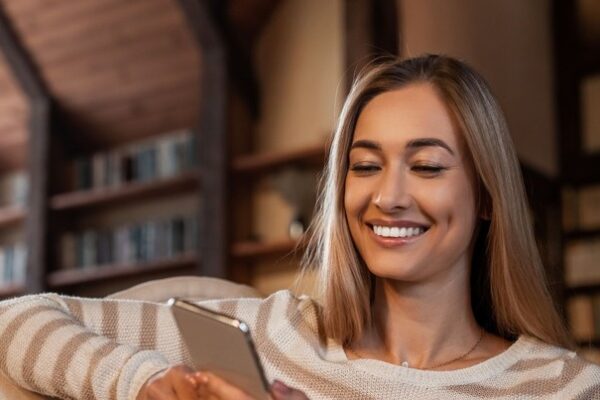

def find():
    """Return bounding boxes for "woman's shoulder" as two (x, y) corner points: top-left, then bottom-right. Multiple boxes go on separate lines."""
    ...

(510, 336), (600, 396)
(198, 289), (321, 330)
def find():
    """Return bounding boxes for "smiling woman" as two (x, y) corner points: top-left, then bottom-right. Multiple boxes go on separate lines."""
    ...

(1, 55), (600, 400)
(302, 55), (574, 356)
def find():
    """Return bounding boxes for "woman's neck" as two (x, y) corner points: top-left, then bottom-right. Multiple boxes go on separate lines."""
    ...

(348, 275), (483, 369)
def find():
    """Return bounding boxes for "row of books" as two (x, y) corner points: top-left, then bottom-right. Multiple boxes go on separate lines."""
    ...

(568, 295), (600, 341)
(74, 129), (197, 190)
(0, 171), (28, 207)
(565, 238), (600, 286)
(0, 243), (27, 286)
(60, 215), (198, 269)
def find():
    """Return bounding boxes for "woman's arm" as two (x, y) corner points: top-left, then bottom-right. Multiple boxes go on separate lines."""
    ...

(0, 293), (182, 400)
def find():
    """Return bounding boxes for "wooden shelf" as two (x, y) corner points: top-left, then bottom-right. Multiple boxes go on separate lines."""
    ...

(231, 143), (326, 176)
(0, 205), (26, 227)
(47, 252), (197, 288)
(0, 282), (25, 298)
(231, 238), (302, 259)
(50, 170), (200, 211)
(577, 338), (600, 348)
(566, 283), (600, 296)
(565, 228), (600, 241)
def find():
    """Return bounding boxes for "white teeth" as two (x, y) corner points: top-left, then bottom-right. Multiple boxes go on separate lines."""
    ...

(372, 225), (426, 238)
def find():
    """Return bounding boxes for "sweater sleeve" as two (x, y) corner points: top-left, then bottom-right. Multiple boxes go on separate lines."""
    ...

(0, 293), (184, 400)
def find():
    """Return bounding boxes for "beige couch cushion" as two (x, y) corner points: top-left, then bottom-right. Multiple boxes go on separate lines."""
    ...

(107, 276), (263, 301)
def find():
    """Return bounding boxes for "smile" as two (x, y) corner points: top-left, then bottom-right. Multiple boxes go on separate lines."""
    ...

(371, 225), (428, 238)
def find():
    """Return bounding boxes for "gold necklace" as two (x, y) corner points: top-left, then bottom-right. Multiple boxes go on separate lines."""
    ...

(404, 329), (485, 370)
(346, 329), (486, 370)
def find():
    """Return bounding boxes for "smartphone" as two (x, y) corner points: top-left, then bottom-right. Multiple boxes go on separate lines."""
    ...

(168, 298), (270, 400)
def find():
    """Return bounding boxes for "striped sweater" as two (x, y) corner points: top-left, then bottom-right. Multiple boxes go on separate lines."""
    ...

(0, 290), (599, 399)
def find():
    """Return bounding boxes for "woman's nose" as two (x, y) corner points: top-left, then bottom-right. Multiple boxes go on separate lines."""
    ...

(372, 170), (412, 212)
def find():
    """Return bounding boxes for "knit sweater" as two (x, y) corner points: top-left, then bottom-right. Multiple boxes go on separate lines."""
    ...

(0, 290), (599, 399)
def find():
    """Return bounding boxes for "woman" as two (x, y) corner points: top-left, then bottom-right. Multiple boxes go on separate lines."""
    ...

(1, 55), (599, 400)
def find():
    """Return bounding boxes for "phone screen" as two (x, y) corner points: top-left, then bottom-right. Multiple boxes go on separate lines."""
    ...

(168, 298), (270, 400)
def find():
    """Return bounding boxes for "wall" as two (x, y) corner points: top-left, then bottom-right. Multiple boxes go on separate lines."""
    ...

(250, 0), (344, 294)
(399, 0), (557, 176)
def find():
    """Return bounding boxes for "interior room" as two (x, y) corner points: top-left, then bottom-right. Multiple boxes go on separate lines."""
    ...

(0, 0), (599, 379)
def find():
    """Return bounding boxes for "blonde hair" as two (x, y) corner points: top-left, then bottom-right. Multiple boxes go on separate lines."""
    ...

(300, 54), (573, 349)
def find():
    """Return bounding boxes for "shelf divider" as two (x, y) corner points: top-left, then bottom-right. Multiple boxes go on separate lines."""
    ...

(231, 143), (326, 176)
(0, 282), (25, 298)
(47, 252), (197, 288)
(231, 238), (302, 260)
(50, 170), (200, 211)
(0, 205), (26, 228)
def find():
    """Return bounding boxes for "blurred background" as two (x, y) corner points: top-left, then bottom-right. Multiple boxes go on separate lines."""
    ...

(0, 0), (597, 361)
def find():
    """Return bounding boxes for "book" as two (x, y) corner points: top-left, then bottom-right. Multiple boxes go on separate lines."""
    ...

(72, 129), (197, 191)
(61, 213), (198, 270)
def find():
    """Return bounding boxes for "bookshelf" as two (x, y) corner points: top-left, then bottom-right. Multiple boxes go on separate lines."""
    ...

(554, 0), (600, 356)
(0, 11), (41, 298)
(0, 0), (229, 297)
(230, 143), (326, 265)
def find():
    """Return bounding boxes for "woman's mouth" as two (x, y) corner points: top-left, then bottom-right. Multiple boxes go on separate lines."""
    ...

(367, 223), (430, 247)
(371, 225), (427, 238)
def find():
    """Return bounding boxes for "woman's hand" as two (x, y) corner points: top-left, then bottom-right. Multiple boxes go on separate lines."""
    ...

(136, 365), (198, 400)
(189, 371), (309, 400)
(137, 365), (309, 399)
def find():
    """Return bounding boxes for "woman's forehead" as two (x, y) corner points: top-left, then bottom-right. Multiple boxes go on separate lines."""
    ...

(353, 83), (463, 152)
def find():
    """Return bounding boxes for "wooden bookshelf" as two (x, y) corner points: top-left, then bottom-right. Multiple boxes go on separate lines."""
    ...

(47, 252), (197, 289)
(0, 205), (26, 227)
(231, 143), (326, 176)
(231, 238), (301, 260)
(50, 170), (200, 211)
(0, 282), (25, 298)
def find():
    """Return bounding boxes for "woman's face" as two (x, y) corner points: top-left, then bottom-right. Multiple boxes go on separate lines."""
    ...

(344, 83), (479, 284)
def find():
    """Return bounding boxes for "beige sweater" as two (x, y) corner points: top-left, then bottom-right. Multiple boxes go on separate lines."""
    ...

(0, 289), (599, 399)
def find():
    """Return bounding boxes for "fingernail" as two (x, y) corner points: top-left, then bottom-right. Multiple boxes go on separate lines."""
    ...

(185, 375), (198, 388)
(271, 380), (291, 394)
(194, 372), (209, 385)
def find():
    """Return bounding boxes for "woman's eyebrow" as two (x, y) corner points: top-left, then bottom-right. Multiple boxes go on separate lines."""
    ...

(406, 138), (455, 156)
(350, 140), (381, 151)
(350, 138), (455, 156)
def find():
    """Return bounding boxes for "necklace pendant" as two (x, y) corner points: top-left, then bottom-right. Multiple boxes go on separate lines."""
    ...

(401, 361), (409, 368)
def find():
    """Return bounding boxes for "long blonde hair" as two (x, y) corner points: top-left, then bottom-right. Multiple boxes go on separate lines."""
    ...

(300, 54), (573, 349)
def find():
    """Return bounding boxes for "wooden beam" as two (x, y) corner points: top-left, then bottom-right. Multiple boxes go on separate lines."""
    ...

(176, 0), (228, 278)
(0, 4), (51, 293)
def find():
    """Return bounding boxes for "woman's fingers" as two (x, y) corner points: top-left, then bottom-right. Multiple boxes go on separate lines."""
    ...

(190, 371), (255, 400)
(270, 380), (309, 400)
(170, 366), (201, 400)
(137, 365), (199, 400)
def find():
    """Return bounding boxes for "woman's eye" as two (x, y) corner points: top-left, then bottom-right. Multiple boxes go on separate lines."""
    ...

(349, 164), (380, 173)
(412, 165), (446, 174)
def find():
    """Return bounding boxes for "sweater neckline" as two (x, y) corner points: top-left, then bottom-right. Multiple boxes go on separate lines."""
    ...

(327, 335), (536, 386)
